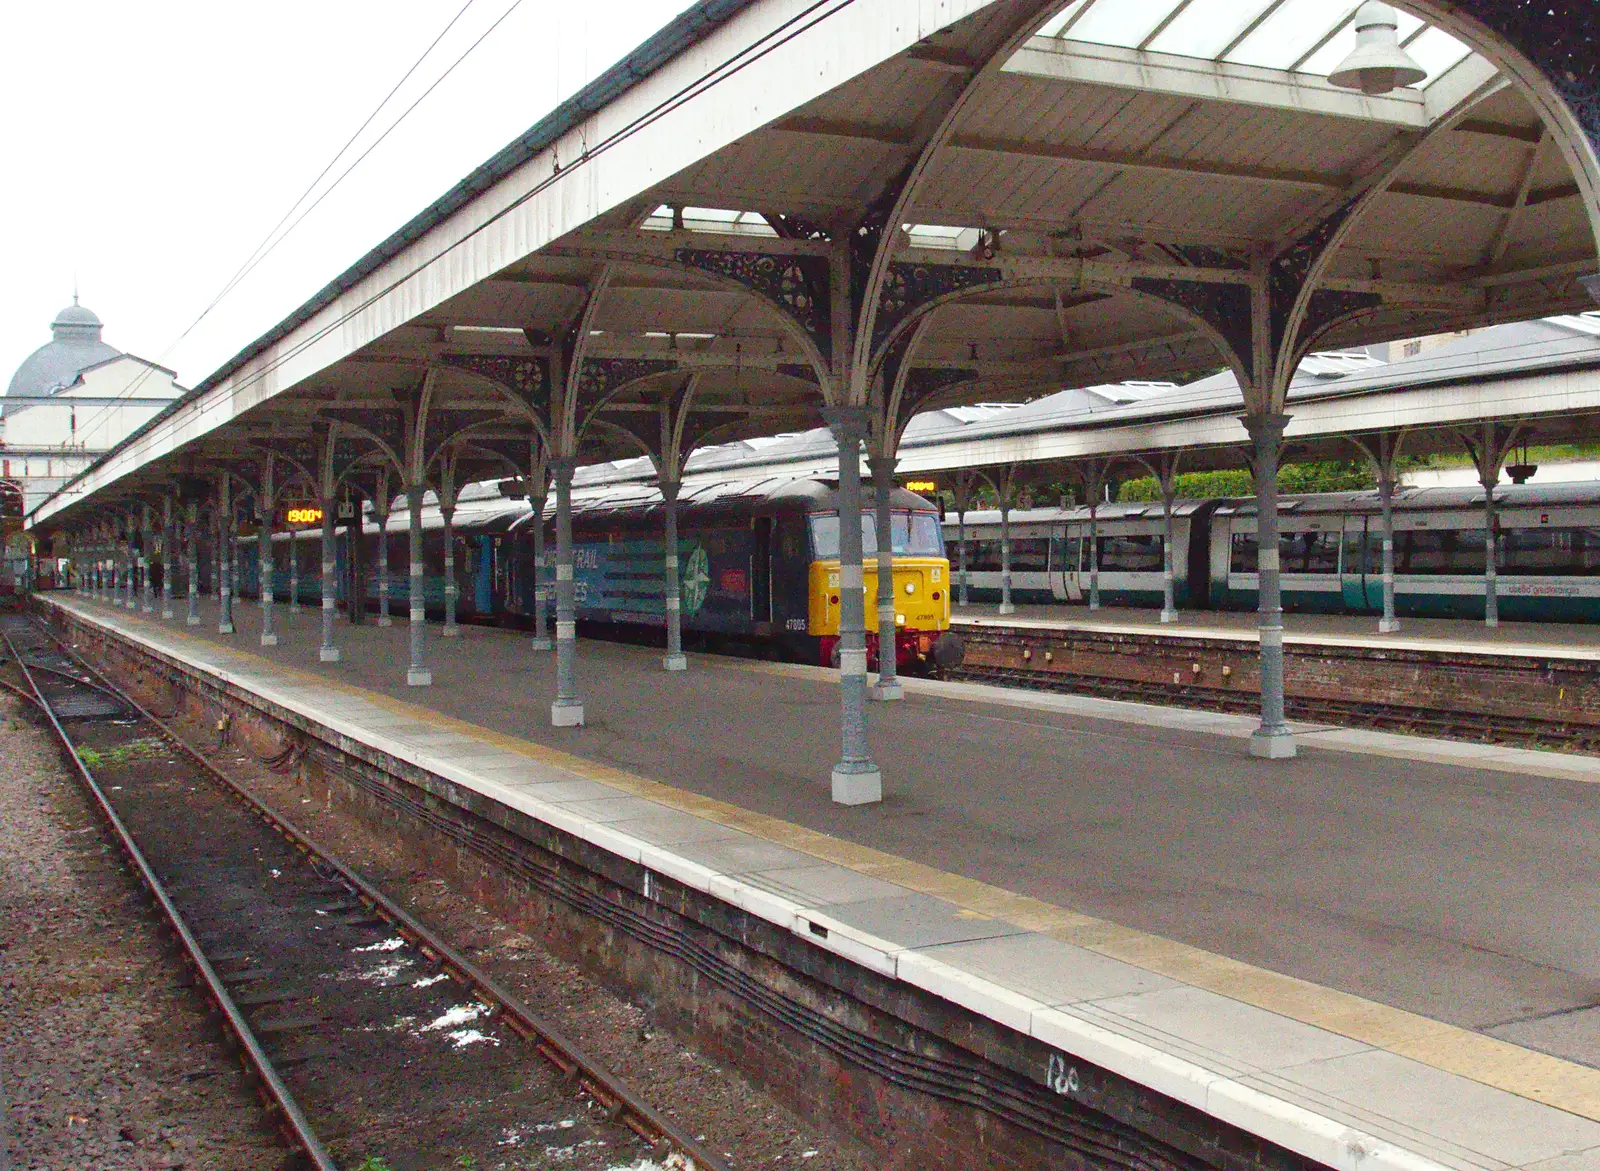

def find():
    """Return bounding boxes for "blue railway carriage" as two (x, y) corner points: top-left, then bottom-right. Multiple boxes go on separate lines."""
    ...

(1212, 483), (1600, 622)
(943, 501), (1220, 608)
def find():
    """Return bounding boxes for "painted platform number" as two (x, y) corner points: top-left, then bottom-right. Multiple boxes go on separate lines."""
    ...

(1046, 1054), (1080, 1096)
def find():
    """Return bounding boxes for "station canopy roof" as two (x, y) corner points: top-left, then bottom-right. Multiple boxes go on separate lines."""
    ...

(31, 0), (1600, 530)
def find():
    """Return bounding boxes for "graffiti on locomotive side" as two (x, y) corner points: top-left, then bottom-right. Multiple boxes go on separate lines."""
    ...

(1045, 1053), (1080, 1096)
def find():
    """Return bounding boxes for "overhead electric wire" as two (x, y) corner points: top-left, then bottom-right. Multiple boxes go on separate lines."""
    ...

(73, 0), (494, 442)
(168, 0), (862, 434)
(48, 0), (865, 509)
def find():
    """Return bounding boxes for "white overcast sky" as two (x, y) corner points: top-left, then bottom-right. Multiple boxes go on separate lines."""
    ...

(2, 0), (688, 393)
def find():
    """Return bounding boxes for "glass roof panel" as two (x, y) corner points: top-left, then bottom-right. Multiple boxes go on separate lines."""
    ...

(1066, 0), (1182, 49)
(1145, 0), (1279, 59)
(1035, 0), (1092, 39)
(1406, 26), (1475, 85)
(1225, 0), (1360, 70)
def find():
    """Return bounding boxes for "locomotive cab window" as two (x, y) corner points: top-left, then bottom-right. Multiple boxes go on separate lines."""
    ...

(809, 511), (944, 558)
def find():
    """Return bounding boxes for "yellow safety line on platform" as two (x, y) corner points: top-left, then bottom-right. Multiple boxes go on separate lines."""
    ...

(50, 596), (1600, 1124)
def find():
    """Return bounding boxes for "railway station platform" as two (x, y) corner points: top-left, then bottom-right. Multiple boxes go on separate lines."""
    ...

(951, 603), (1600, 659)
(36, 591), (1600, 1171)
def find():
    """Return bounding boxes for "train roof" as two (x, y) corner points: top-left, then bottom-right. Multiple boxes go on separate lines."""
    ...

(944, 499), (1217, 527)
(1216, 481), (1600, 518)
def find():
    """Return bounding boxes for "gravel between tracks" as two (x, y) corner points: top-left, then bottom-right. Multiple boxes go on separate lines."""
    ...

(159, 701), (877, 1171)
(0, 693), (282, 1171)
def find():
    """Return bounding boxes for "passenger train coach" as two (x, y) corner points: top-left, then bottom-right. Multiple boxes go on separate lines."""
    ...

(236, 477), (964, 671)
(944, 482), (1600, 622)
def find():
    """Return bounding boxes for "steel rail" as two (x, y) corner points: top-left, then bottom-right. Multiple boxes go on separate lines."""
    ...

(32, 615), (729, 1171)
(0, 624), (338, 1171)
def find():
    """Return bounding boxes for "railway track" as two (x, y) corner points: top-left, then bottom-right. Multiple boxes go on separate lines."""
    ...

(0, 613), (727, 1171)
(948, 663), (1600, 754)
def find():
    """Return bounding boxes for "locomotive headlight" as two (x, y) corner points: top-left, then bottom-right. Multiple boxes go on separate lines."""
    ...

(904, 582), (915, 594)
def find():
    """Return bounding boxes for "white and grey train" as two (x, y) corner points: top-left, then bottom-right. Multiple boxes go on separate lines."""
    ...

(943, 482), (1600, 622)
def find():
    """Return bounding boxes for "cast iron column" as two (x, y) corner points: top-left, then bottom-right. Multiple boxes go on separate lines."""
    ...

(998, 490), (1015, 616)
(441, 503), (460, 637)
(1244, 413), (1295, 759)
(218, 480), (235, 634)
(661, 478), (686, 671)
(318, 497), (340, 662)
(406, 485), (431, 685)
(1088, 498), (1101, 612)
(1378, 469), (1400, 634)
(530, 491), (551, 651)
(161, 497), (175, 619)
(824, 407), (881, 805)
(258, 463), (277, 647)
(374, 506), (391, 626)
(1481, 466), (1501, 629)
(550, 459), (583, 725)
(868, 454), (901, 701)
(185, 499), (200, 626)
(289, 526), (301, 614)
(1159, 482), (1178, 624)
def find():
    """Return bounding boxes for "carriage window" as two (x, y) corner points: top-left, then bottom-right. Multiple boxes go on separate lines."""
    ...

(1281, 531), (1340, 574)
(1230, 531), (1258, 574)
(1052, 537), (1080, 573)
(809, 511), (945, 558)
(1097, 534), (1163, 573)
(1009, 539), (1049, 572)
(1500, 527), (1600, 576)
(1396, 529), (1487, 575)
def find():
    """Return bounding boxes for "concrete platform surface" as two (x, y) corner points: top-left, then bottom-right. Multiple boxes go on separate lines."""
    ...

(952, 602), (1600, 660)
(44, 592), (1600, 1170)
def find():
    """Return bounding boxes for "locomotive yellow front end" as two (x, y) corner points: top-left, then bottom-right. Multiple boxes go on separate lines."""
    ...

(804, 491), (965, 673)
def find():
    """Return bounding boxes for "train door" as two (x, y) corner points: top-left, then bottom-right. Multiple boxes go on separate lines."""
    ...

(475, 535), (494, 614)
(1341, 514), (1371, 614)
(751, 516), (773, 625)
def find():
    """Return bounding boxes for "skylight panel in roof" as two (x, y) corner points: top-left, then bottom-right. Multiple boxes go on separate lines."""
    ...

(1065, 0), (1180, 49)
(1144, 0), (1278, 59)
(1405, 26), (1474, 86)
(1035, 0), (1092, 39)
(1224, 0), (1360, 70)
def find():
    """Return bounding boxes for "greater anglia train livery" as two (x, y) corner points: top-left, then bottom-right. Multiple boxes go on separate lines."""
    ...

(945, 482), (1600, 622)
(233, 476), (964, 672)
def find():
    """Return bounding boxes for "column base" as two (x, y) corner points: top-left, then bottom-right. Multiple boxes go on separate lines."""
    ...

(997, 603), (1016, 616)
(551, 700), (585, 727)
(1249, 728), (1297, 760)
(869, 680), (903, 702)
(831, 765), (883, 806)
(1088, 602), (1101, 612)
(407, 667), (433, 687)
(531, 636), (553, 651)
(261, 634), (278, 647)
(663, 653), (688, 671)
(1485, 617), (1500, 629)
(1378, 618), (1400, 634)
(186, 616), (201, 626)
(162, 608), (174, 621)
(319, 646), (342, 663)
(1159, 609), (1178, 624)
(376, 615), (392, 627)
(441, 625), (460, 638)
(218, 623), (234, 635)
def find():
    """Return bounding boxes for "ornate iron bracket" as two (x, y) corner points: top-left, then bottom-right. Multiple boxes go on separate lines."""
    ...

(673, 248), (832, 365)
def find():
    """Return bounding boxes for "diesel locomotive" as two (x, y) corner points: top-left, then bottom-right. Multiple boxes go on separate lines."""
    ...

(236, 476), (964, 671)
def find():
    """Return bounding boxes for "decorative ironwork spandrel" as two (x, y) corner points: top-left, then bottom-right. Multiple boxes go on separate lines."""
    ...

(674, 248), (832, 364)
(872, 262), (1003, 356)
(574, 358), (678, 415)
(440, 353), (553, 424)
(319, 408), (406, 467)
(1130, 276), (1256, 384)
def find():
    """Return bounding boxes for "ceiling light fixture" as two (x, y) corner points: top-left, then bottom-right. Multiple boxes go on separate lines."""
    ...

(1328, 2), (1427, 95)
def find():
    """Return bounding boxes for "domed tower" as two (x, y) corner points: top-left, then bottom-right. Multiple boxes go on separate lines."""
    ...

(3, 299), (123, 419)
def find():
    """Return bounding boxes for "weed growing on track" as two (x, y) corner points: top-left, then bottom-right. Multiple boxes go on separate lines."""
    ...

(75, 737), (168, 770)
(353, 1158), (395, 1171)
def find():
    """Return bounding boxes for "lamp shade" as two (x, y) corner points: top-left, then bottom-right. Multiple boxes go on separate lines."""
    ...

(1328, 2), (1428, 95)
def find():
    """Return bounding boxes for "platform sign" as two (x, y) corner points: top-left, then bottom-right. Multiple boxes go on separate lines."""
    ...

(903, 480), (939, 494)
